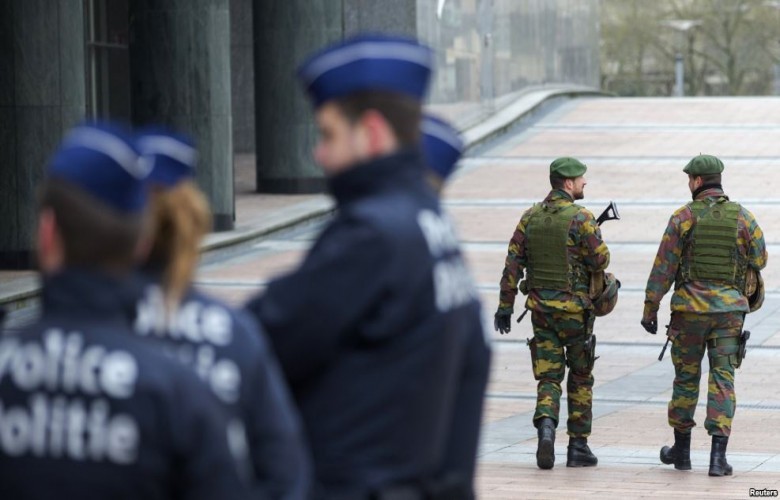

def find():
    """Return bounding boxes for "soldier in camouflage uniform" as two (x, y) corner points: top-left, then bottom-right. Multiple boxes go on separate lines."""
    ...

(641, 154), (767, 477)
(494, 157), (611, 470)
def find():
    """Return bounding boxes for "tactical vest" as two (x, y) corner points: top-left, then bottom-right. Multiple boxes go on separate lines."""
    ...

(525, 202), (589, 295)
(677, 198), (746, 288)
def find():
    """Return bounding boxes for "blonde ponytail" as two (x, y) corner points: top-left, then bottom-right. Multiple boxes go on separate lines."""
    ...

(147, 180), (212, 310)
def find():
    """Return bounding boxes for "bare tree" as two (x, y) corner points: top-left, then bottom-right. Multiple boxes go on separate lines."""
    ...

(602, 0), (779, 95)
(601, 0), (671, 95)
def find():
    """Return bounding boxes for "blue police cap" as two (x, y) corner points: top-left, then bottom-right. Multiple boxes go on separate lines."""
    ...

(136, 128), (198, 188)
(421, 115), (464, 181)
(297, 34), (435, 108)
(48, 122), (149, 214)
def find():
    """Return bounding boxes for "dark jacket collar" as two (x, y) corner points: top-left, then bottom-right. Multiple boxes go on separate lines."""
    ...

(545, 189), (574, 204)
(42, 268), (137, 323)
(326, 149), (428, 205)
(693, 185), (727, 201)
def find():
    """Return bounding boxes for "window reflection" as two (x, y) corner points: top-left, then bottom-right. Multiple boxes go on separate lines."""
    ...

(419, 0), (600, 128)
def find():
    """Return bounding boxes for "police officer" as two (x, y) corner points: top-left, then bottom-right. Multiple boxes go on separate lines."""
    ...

(421, 114), (464, 193)
(0, 123), (248, 499)
(494, 157), (612, 470)
(132, 129), (313, 499)
(420, 114), (491, 496)
(641, 154), (767, 476)
(245, 34), (490, 499)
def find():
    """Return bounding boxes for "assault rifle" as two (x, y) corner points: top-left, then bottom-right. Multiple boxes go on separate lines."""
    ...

(658, 324), (672, 361)
(596, 201), (620, 226)
(588, 201), (620, 302)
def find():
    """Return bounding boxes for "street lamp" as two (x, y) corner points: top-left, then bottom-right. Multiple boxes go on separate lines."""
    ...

(661, 19), (702, 97)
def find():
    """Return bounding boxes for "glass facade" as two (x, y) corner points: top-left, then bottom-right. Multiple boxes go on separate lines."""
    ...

(418, 0), (601, 128)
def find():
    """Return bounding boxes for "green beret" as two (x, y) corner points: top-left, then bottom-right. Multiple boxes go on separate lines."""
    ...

(683, 154), (724, 175)
(550, 157), (587, 178)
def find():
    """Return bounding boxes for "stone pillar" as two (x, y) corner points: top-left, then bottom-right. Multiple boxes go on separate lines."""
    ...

(230, 0), (255, 153)
(0, 0), (87, 269)
(129, 0), (235, 231)
(253, 1), (342, 194)
(253, 0), (418, 194)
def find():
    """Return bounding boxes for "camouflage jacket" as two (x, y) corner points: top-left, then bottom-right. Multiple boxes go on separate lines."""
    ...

(644, 187), (767, 316)
(498, 189), (610, 314)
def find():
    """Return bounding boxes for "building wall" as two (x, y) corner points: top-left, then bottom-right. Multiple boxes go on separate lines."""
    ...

(0, 0), (87, 268)
(0, 0), (603, 268)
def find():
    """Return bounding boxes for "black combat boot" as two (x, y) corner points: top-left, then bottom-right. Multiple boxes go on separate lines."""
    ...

(536, 417), (556, 470)
(708, 435), (733, 477)
(659, 429), (691, 470)
(566, 437), (598, 467)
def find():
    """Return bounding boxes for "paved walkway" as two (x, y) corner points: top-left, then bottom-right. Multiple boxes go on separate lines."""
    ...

(455, 96), (780, 498)
(196, 96), (780, 498)
(4, 94), (780, 498)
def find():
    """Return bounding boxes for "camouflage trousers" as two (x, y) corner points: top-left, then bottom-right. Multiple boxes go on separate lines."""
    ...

(667, 311), (743, 437)
(529, 310), (595, 438)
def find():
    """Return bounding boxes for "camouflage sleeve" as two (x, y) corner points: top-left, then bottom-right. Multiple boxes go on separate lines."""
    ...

(578, 210), (610, 272)
(498, 209), (532, 313)
(742, 207), (768, 271)
(644, 207), (691, 314)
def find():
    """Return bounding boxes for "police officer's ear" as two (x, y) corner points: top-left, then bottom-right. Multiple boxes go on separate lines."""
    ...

(36, 208), (65, 273)
(358, 109), (398, 158)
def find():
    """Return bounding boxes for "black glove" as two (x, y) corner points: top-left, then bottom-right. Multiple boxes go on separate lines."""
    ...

(494, 311), (511, 334)
(641, 318), (657, 334)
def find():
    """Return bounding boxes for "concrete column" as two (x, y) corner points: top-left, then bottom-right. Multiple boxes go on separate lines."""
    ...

(253, 0), (417, 194)
(129, 0), (235, 231)
(230, 0), (255, 153)
(253, 0), (342, 194)
(0, 0), (87, 269)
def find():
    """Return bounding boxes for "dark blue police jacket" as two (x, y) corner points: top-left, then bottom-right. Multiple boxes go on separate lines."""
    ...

(133, 270), (313, 500)
(245, 150), (491, 498)
(0, 269), (249, 500)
